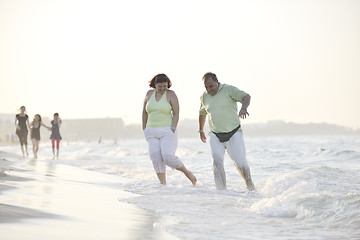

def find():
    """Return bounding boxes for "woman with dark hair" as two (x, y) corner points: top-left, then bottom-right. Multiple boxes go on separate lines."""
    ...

(15, 106), (30, 157)
(142, 73), (197, 186)
(30, 114), (51, 160)
(50, 113), (62, 159)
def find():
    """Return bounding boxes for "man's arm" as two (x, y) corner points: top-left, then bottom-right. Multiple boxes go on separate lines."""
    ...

(199, 114), (207, 143)
(239, 94), (251, 119)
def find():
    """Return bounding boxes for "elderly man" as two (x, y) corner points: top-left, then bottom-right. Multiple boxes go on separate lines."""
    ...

(199, 72), (255, 191)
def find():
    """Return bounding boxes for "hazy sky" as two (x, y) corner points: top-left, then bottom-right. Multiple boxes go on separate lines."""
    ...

(1, 0), (359, 128)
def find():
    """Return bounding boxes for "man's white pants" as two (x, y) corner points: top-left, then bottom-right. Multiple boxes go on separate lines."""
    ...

(144, 127), (184, 173)
(209, 131), (252, 190)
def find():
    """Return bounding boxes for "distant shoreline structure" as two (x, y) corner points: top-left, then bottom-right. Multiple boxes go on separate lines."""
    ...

(243, 120), (360, 137)
(1, 114), (359, 141)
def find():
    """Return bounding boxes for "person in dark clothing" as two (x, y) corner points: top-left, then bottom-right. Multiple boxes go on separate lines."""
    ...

(30, 114), (51, 160)
(15, 106), (30, 157)
(50, 113), (62, 159)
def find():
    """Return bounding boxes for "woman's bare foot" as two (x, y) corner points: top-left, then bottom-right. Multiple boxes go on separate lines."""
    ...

(157, 173), (166, 185)
(186, 171), (197, 186)
(176, 166), (197, 186)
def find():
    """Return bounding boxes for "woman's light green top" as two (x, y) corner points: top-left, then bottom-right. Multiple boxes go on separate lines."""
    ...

(146, 91), (173, 128)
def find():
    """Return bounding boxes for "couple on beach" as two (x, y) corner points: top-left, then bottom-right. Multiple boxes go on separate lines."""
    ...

(142, 72), (255, 191)
(15, 106), (62, 160)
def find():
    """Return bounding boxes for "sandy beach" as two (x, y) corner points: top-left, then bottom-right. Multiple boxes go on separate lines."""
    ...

(0, 151), (176, 240)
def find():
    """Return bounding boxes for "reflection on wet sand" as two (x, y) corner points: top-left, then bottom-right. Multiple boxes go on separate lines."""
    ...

(0, 153), (176, 240)
(0, 203), (57, 223)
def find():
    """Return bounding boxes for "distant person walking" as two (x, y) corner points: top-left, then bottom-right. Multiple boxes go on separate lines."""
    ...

(15, 106), (30, 157)
(30, 114), (51, 160)
(198, 72), (255, 191)
(50, 113), (62, 159)
(142, 73), (197, 186)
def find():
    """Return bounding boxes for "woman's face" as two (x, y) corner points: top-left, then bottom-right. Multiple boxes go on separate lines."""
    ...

(155, 82), (168, 94)
(54, 115), (58, 120)
(35, 115), (40, 121)
(20, 107), (25, 113)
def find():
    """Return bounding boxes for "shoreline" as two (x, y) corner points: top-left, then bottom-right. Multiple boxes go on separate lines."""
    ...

(0, 151), (176, 240)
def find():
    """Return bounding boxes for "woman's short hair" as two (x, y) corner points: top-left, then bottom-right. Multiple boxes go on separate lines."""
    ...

(202, 72), (218, 83)
(149, 74), (172, 89)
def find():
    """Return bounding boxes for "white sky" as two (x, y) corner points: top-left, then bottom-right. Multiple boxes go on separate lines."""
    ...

(1, 0), (359, 128)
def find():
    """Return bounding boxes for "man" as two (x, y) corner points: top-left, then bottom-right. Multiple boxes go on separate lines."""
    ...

(199, 72), (255, 191)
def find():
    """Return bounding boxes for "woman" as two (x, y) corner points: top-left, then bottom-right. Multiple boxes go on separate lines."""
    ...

(50, 113), (62, 159)
(15, 106), (30, 157)
(142, 73), (197, 185)
(30, 114), (51, 160)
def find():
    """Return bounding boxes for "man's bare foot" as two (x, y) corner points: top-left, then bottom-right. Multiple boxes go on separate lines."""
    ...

(246, 179), (255, 191)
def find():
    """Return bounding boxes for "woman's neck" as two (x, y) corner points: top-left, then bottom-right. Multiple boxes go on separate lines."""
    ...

(156, 90), (166, 95)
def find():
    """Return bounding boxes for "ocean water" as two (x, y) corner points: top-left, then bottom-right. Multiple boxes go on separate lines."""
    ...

(2, 135), (360, 240)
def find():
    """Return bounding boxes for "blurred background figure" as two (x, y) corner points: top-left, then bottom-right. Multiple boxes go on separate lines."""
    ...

(30, 114), (51, 160)
(15, 106), (30, 157)
(50, 113), (62, 159)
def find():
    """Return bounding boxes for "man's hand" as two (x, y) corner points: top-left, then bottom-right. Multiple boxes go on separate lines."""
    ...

(200, 131), (207, 143)
(239, 109), (249, 119)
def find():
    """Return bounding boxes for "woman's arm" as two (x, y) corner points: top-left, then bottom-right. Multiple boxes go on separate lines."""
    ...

(26, 118), (30, 131)
(142, 91), (151, 130)
(169, 90), (179, 133)
(41, 122), (51, 129)
(15, 116), (20, 130)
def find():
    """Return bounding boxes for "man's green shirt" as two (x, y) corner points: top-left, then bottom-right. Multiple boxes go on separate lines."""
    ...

(199, 83), (248, 133)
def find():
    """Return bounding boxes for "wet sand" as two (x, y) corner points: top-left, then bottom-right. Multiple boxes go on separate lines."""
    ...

(0, 151), (176, 240)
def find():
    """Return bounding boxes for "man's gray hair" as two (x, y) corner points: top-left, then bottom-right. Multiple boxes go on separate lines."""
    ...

(202, 72), (218, 83)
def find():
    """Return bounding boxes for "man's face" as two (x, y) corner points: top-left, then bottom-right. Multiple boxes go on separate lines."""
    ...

(204, 79), (219, 96)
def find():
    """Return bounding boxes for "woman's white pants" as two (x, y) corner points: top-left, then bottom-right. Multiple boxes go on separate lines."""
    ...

(144, 127), (184, 173)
